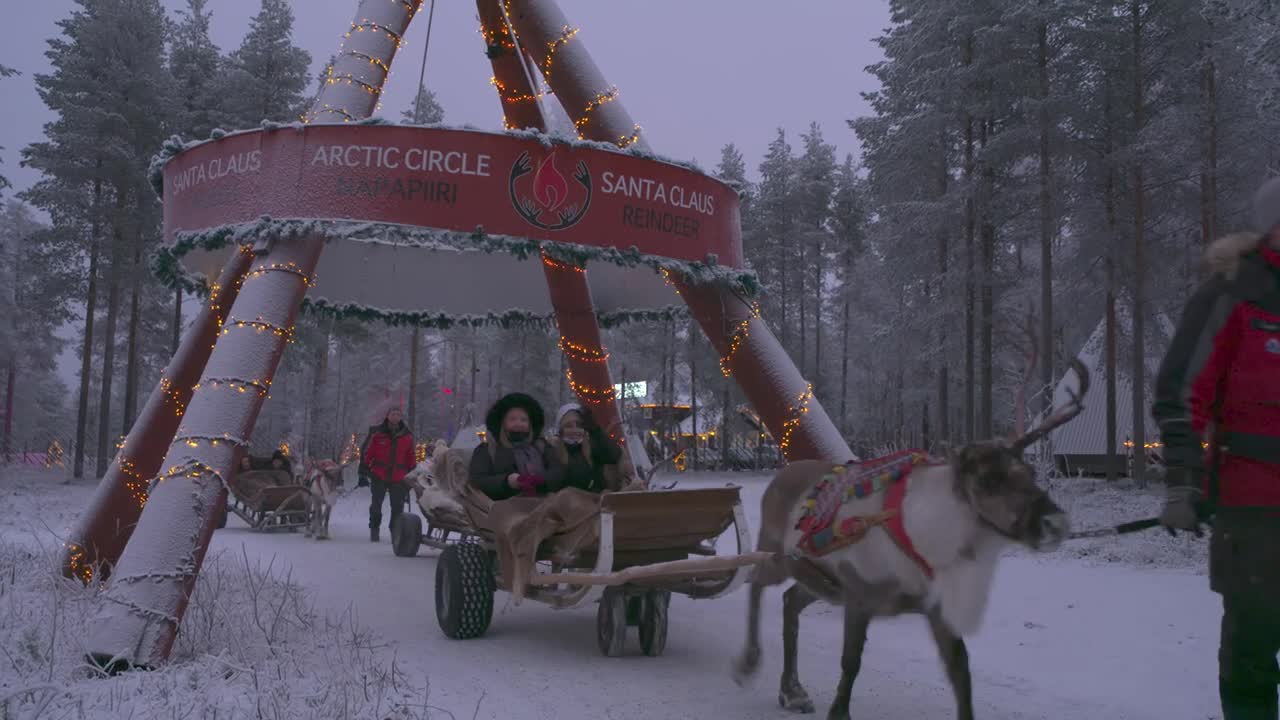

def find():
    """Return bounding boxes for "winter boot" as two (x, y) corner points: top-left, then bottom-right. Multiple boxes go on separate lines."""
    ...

(370, 527), (379, 543)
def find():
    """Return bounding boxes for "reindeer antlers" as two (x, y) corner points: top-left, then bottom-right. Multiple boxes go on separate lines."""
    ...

(1011, 357), (1090, 454)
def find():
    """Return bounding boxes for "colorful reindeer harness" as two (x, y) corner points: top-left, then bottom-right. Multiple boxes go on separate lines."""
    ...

(793, 449), (939, 578)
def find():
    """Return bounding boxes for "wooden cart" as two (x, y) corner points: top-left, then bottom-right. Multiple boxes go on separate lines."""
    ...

(432, 484), (765, 657)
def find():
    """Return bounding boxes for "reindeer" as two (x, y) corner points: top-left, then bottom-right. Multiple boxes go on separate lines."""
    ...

(302, 459), (350, 540)
(732, 358), (1089, 720)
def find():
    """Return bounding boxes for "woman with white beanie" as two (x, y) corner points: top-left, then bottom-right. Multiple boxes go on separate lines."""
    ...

(546, 403), (625, 493)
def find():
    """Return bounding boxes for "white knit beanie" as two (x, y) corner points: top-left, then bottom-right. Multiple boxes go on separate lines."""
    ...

(1252, 177), (1280, 234)
(555, 403), (583, 434)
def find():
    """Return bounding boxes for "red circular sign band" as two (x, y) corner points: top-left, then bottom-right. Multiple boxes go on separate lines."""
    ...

(162, 125), (745, 269)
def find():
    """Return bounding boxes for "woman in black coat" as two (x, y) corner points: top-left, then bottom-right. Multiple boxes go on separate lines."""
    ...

(469, 393), (560, 501)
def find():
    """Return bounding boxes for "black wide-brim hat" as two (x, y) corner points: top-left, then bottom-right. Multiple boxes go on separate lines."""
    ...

(485, 393), (546, 439)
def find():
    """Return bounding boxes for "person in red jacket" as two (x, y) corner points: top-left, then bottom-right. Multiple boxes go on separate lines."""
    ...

(1153, 177), (1280, 720)
(359, 406), (416, 542)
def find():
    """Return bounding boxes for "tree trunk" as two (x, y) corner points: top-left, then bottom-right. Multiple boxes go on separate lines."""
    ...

(122, 244), (143, 435)
(689, 322), (698, 471)
(1105, 84), (1120, 483)
(1038, 16), (1055, 424)
(813, 233), (823, 397)
(937, 130), (950, 449)
(95, 213), (125, 479)
(171, 288), (182, 356)
(75, 176), (103, 479)
(799, 239), (808, 377)
(1130, 0), (1148, 485)
(2, 363), (13, 461)
(409, 326), (419, 430)
(840, 245), (853, 436)
(721, 376), (732, 470)
(1201, 33), (1218, 248)
(963, 36), (976, 442)
(979, 119), (996, 439)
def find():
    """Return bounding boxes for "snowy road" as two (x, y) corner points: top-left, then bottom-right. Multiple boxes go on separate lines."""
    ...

(208, 474), (1223, 720)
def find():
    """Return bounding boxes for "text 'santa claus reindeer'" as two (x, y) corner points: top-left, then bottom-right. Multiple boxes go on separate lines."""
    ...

(733, 359), (1091, 720)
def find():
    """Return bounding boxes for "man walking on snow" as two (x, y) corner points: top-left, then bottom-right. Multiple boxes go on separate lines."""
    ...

(1153, 177), (1280, 720)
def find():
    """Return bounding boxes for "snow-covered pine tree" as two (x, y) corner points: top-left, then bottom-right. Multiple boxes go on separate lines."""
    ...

(754, 130), (796, 347)
(0, 202), (76, 459)
(402, 83), (445, 124)
(794, 123), (837, 393)
(219, 0), (311, 127)
(23, 0), (175, 477)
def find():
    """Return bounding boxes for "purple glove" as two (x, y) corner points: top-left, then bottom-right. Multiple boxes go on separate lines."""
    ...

(516, 473), (545, 496)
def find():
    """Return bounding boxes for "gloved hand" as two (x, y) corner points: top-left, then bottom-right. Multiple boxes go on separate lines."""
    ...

(357, 471), (370, 488)
(1160, 469), (1205, 537)
(516, 473), (545, 496)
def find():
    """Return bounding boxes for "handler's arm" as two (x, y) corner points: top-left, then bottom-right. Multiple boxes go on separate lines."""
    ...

(1151, 278), (1238, 480)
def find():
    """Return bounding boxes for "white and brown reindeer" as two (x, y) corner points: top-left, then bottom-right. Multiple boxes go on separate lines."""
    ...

(302, 458), (352, 540)
(732, 357), (1089, 720)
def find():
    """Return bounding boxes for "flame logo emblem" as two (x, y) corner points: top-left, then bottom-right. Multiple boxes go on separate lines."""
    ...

(509, 150), (592, 231)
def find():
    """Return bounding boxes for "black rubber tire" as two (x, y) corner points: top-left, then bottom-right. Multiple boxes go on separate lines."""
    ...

(597, 587), (628, 657)
(393, 513), (422, 557)
(215, 504), (228, 529)
(638, 590), (671, 657)
(435, 543), (495, 639)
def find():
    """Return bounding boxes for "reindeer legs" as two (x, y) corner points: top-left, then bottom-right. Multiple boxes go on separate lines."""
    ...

(927, 609), (975, 720)
(780, 583), (820, 713)
(826, 601), (871, 720)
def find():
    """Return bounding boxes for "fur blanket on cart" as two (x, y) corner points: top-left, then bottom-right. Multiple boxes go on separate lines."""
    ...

(429, 447), (613, 602)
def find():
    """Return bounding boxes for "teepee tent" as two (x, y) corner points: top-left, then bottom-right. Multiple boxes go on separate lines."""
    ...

(1032, 306), (1175, 476)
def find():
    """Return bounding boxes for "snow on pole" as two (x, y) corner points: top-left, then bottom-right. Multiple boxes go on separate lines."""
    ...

(85, 0), (422, 670)
(507, 0), (854, 463)
(479, 0), (626, 442)
(60, 246), (255, 584)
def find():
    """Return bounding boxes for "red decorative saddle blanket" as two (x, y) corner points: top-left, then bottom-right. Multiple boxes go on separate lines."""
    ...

(794, 450), (936, 564)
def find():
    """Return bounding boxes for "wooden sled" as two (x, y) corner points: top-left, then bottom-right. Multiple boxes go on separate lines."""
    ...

(220, 469), (312, 532)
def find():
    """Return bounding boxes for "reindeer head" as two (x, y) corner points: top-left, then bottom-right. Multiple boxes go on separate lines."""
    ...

(951, 358), (1090, 552)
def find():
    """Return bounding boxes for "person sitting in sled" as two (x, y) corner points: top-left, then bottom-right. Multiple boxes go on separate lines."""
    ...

(546, 403), (625, 493)
(469, 392), (558, 500)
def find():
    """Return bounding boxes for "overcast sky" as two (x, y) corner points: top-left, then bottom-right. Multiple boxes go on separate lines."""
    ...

(2, 0), (888, 195)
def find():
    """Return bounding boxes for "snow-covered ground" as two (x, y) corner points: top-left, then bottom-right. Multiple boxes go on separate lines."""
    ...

(1, 466), (1221, 719)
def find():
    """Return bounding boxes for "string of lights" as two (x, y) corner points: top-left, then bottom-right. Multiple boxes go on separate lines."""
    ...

(490, 75), (553, 104)
(778, 383), (815, 456)
(193, 377), (272, 399)
(565, 368), (617, 404)
(719, 303), (763, 377)
(541, 254), (585, 274)
(573, 87), (620, 130)
(176, 433), (250, 449)
(220, 318), (297, 344)
(559, 337), (609, 363)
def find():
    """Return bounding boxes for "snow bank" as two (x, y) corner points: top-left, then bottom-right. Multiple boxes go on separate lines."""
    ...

(0, 540), (471, 719)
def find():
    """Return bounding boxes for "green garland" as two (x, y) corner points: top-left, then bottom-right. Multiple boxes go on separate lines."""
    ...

(151, 217), (757, 330)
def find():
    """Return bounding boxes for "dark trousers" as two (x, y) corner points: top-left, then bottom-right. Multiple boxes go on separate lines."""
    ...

(1220, 594), (1280, 719)
(369, 479), (409, 530)
(1213, 511), (1280, 720)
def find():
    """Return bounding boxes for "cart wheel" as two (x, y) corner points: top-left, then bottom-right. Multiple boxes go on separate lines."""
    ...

(393, 514), (422, 557)
(215, 504), (228, 529)
(435, 543), (494, 640)
(597, 587), (628, 657)
(638, 590), (670, 657)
